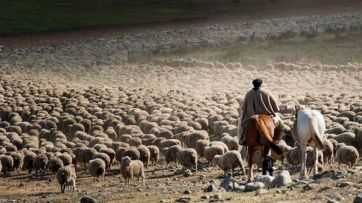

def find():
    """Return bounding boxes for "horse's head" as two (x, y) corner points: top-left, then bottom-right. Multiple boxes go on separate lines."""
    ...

(273, 114), (287, 141)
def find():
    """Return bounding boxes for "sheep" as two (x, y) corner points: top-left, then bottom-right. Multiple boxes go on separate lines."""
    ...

(221, 133), (240, 151)
(212, 150), (245, 176)
(115, 147), (128, 164)
(137, 145), (150, 168)
(56, 165), (76, 193)
(209, 141), (228, 153)
(33, 153), (49, 177)
(92, 153), (111, 170)
(147, 145), (159, 165)
(76, 147), (97, 170)
(120, 156), (145, 185)
(122, 148), (140, 160)
(9, 151), (24, 173)
(195, 139), (210, 159)
(330, 132), (355, 146)
(57, 153), (73, 166)
(184, 130), (209, 148)
(88, 158), (106, 178)
(335, 145), (359, 170)
(286, 146), (323, 174)
(48, 156), (64, 175)
(159, 139), (181, 153)
(176, 148), (198, 171)
(270, 140), (292, 166)
(163, 145), (182, 167)
(204, 145), (224, 164)
(99, 148), (116, 170)
(23, 150), (37, 174)
(0, 155), (14, 176)
(322, 139), (334, 164)
(65, 178), (76, 192)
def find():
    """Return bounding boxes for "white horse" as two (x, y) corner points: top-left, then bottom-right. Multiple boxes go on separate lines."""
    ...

(293, 105), (325, 178)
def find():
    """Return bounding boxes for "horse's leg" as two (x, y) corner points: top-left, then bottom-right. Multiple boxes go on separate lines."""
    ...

(247, 147), (254, 182)
(300, 144), (307, 178)
(314, 147), (318, 175)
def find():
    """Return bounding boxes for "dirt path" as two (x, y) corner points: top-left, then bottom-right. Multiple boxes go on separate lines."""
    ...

(1, 0), (362, 49)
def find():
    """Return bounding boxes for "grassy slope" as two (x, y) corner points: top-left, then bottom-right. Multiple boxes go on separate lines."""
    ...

(0, 0), (250, 34)
(161, 32), (362, 65)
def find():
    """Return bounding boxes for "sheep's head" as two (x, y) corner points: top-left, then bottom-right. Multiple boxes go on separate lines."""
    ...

(212, 155), (221, 165)
(121, 156), (132, 166)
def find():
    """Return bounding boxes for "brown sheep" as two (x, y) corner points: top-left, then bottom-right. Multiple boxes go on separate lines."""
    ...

(120, 156), (145, 185)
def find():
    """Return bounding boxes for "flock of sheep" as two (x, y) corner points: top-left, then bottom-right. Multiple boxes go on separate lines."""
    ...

(0, 67), (360, 195)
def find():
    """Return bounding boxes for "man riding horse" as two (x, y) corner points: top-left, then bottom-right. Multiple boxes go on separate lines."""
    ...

(238, 78), (281, 145)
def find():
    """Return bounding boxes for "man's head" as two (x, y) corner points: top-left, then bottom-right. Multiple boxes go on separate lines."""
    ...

(252, 78), (263, 90)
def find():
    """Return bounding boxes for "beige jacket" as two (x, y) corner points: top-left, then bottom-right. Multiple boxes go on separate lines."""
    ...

(239, 88), (280, 127)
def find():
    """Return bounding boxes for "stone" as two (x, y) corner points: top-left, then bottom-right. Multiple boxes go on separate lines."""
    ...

(303, 183), (320, 191)
(337, 182), (353, 188)
(271, 170), (292, 188)
(234, 185), (245, 193)
(326, 199), (339, 203)
(176, 197), (190, 203)
(220, 177), (233, 191)
(212, 194), (222, 200)
(255, 189), (268, 196)
(183, 169), (193, 177)
(245, 182), (265, 192)
(200, 196), (209, 200)
(354, 194), (362, 203)
(204, 184), (217, 192)
(255, 175), (275, 188)
(80, 196), (97, 203)
(183, 189), (192, 194)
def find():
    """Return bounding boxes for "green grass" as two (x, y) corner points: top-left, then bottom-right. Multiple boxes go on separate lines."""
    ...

(158, 32), (362, 65)
(0, 0), (253, 34)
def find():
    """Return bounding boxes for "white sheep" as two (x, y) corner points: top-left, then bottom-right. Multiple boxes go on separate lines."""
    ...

(212, 150), (245, 176)
(335, 145), (359, 170)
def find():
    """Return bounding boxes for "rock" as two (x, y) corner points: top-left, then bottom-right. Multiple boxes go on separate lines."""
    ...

(313, 169), (344, 180)
(220, 177), (233, 191)
(255, 175), (275, 188)
(200, 195), (209, 200)
(183, 189), (192, 194)
(183, 169), (192, 177)
(245, 182), (265, 192)
(327, 199), (339, 203)
(80, 196), (97, 203)
(255, 189), (268, 196)
(303, 183), (320, 191)
(234, 185), (245, 193)
(337, 182), (353, 188)
(354, 194), (362, 203)
(19, 182), (25, 187)
(175, 197), (190, 203)
(212, 194), (222, 200)
(204, 184), (217, 192)
(271, 170), (292, 188)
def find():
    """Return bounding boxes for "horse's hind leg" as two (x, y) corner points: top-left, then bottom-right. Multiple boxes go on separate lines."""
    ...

(314, 147), (318, 175)
(247, 147), (254, 182)
(300, 145), (307, 179)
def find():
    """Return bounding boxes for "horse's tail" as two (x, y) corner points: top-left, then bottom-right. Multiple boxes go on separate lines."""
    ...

(310, 117), (325, 150)
(257, 116), (283, 155)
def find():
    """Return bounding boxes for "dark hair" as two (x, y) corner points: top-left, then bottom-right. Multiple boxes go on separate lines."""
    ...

(262, 156), (274, 176)
(252, 78), (263, 90)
